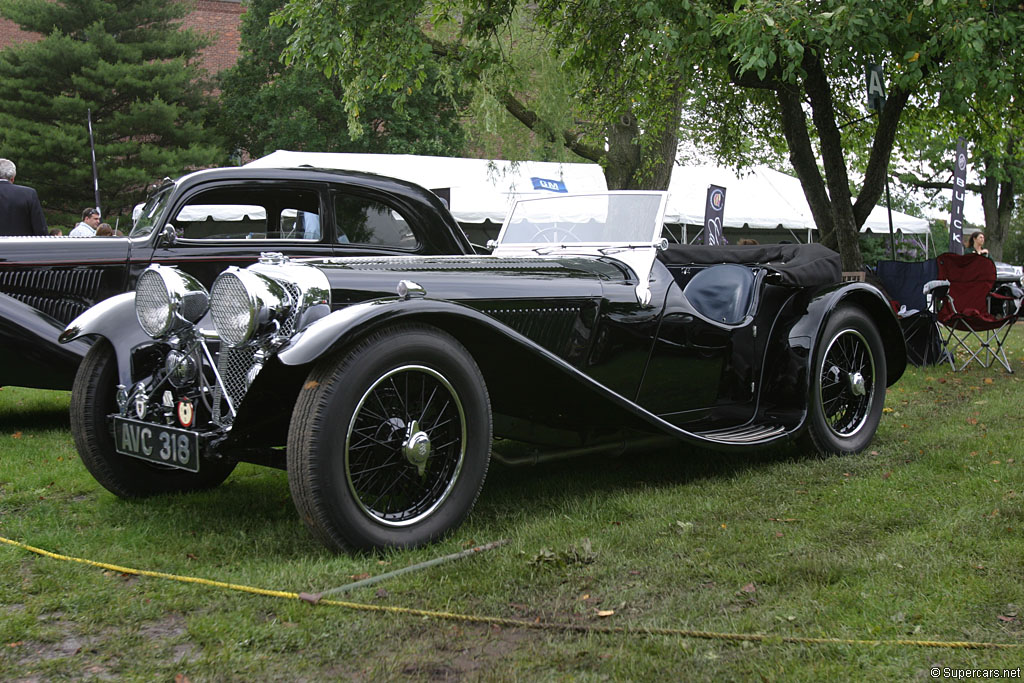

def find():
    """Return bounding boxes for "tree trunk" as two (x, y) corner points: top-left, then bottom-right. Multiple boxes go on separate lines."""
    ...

(775, 86), (835, 249)
(802, 54), (864, 270)
(604, 88), (683, 191)
(979, 149), (1017, 262)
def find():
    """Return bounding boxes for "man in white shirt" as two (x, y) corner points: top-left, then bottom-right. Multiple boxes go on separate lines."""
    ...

(69, 207), (101, 237)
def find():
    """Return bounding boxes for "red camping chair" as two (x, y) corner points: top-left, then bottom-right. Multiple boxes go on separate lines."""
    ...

(929, 253), (1021, 372)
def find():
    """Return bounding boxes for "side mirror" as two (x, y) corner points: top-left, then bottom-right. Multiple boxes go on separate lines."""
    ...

(160, 223), (178, 246)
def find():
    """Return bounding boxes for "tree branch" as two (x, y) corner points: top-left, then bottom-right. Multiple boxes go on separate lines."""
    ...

(775, 85), (834, 244)
(426, 35), (605, 163)
(853, 78), (916, 228)
(897, 172), (983, 194)
(495, 91), (606, 163)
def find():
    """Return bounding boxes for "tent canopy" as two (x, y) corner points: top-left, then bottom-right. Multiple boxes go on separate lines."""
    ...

(665, 164), (930, 235)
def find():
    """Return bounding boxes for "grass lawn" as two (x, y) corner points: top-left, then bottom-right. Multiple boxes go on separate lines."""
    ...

(1, 327), (1023, 680)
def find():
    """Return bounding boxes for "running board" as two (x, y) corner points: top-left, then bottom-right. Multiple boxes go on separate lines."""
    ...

(692, 424), (787, 444)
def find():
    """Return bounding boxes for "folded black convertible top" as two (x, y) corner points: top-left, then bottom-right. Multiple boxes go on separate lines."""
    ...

(657, 243), (842, 287)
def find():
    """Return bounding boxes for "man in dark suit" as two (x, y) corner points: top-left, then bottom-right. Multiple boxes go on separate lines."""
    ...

(0, 158), (48, 237)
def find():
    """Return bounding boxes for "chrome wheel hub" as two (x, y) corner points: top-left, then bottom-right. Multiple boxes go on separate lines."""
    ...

(403, 420), (432, 476)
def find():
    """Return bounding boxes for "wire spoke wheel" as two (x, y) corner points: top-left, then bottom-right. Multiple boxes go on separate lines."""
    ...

(288, 323), (491, 552)
(802, 307), (887, 456)
(819, 328), (875, 438)
(346, 365), (466, 526)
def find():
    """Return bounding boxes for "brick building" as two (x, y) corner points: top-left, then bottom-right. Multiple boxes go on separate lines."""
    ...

(0, 0), (245, 76)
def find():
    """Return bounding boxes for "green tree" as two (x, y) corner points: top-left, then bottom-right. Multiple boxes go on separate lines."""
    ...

(894, 99), (1023, 262)
(214, 0), (465, 160)
(0, 0), (223, 222)
(273, 1), (686, 191)
(546, 0), (1024, 268)
(664, 0), (1024, 270)
(276, 1), (1024, 269)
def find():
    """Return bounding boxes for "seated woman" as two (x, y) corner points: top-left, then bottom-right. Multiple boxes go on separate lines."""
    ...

(966, 231), (989, 256)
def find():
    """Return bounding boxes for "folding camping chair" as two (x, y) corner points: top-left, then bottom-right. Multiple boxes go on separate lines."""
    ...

(874, 259), (943, 366)
(927, 253), (1022, 372)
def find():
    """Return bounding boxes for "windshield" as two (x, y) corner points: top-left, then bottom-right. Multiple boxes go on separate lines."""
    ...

(129, 185), (173, 239)
(498, 193), (666, 246)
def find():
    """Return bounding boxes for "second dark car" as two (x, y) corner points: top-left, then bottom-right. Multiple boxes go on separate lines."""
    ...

(0, 167), (472, 390)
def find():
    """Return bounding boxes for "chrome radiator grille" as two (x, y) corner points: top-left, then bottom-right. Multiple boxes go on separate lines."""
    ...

(212, 345), (257, 424)
(210, 280), (303, 425)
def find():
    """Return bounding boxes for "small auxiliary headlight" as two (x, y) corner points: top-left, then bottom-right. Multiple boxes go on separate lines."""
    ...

(209, 267), (288, 347)
(135, 265), (209, 339)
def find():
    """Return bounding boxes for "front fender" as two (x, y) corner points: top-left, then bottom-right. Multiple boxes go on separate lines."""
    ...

(277, 297), (503, 366)
(275, 296), (795, 453)
(60, 292), (151, 387)
(0, 292), (91, 390)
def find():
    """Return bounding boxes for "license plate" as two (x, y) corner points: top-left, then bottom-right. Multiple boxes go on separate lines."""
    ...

(113, 417), (200, 473)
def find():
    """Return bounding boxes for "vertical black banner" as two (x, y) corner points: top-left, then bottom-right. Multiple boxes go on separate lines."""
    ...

(949, 137), (967, 255)
(703, 185), (726, 245)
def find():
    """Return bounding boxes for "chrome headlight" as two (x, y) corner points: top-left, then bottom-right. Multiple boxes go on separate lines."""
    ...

(135, 265), (209, 339)
(209, 267), (290, 347)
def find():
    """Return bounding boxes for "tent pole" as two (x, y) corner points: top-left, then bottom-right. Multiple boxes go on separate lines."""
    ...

(885, 173), (896, 260)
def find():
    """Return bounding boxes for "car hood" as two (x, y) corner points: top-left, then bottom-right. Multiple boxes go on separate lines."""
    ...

(302, 254), (626, 305)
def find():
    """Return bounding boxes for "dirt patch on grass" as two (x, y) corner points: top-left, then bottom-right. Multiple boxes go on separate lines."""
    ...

(8, 611), (198, 676)
(397, 623), (535, 680)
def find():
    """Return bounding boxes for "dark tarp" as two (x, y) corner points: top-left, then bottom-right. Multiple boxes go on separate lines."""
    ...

(658, 243), (841, 287)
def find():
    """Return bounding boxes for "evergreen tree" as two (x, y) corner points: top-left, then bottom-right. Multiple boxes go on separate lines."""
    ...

(213, 0), (465, 161)
(0, 0), (224, 223)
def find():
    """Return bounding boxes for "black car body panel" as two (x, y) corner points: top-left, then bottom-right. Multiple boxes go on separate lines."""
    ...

(1, 167), (473, 389)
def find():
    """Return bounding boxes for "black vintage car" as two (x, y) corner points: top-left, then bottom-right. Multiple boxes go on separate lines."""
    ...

(0, 167), (472, 390)
(61, 190), (906, 553)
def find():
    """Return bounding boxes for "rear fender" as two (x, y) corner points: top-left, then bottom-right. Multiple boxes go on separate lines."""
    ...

(60, 293), (151, 387)
(776, 282), (906, 398)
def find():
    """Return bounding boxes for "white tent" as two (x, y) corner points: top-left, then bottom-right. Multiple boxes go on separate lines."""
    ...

(665, 164), (930, 241)
(244, 151), (608, 224)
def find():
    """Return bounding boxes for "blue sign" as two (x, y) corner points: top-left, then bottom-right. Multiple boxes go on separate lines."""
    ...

(530, 177), (568, 193)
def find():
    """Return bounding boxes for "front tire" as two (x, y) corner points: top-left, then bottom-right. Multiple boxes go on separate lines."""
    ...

(287, 323), (492, 553)
(70, 338), (235, 498)
(801, 307), (887, 456)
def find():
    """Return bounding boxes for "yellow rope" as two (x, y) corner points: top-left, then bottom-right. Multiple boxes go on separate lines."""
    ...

(2, 535), (1019, 650)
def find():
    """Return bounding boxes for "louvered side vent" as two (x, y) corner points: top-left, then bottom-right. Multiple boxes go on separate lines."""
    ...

(483, 305), (583, 358)
(0, 268), (104, 324)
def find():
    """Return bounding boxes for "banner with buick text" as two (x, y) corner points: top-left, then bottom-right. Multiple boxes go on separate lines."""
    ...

(949, 137), (967, 255)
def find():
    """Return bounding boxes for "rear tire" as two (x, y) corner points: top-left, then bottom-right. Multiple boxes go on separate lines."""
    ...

(70, 338), (235, 498)
(287, 323), (491, 553)
(800, 307), (887, 456)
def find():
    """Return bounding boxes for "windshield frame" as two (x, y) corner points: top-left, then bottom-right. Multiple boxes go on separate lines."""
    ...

(128, 182), (175, 239)
(493, 191), (669, 251)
